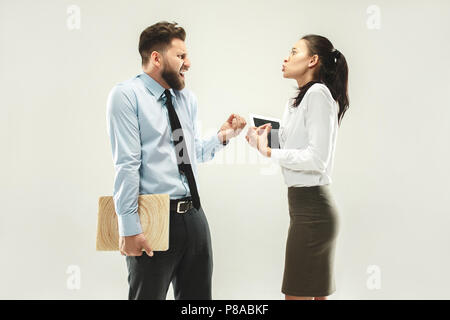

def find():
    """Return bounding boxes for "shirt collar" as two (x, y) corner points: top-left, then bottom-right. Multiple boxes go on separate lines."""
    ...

(138, 72), (175, 100)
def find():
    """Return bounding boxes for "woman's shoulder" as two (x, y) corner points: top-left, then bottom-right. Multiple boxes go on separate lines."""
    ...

(306, 83), (336, 105)
(308, 83), (332, 97)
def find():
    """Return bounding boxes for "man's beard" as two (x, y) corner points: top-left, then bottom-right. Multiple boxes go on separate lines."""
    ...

(161, 65), (185, 90)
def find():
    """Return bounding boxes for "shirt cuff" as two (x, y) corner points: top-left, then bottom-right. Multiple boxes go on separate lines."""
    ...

(209, 132), (226, 149)
(117, 212), (143, 237)
(215, 130), (230, 146)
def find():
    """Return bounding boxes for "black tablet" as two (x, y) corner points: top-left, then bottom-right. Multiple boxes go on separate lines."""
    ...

(249, 114), (281, 149)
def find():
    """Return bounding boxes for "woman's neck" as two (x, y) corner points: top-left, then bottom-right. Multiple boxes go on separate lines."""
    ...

(296, 73), (315, 88)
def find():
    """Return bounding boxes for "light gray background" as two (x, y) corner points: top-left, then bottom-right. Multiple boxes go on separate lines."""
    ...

(1, 0), (449, 299)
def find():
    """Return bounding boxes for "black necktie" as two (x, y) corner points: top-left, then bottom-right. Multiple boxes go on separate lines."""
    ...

(163, 89), (201, 209)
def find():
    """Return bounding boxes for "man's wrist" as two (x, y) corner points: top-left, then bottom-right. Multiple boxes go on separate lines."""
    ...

(118, 212), (143, 237)
(217, 130), (230, 145)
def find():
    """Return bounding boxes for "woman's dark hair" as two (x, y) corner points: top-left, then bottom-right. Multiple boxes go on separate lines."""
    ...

(139, 21), (186, 65)
(292, 34), (349, 126)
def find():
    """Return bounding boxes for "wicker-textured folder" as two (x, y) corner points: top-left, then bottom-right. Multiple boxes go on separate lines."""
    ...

(96, 194), (170, 251)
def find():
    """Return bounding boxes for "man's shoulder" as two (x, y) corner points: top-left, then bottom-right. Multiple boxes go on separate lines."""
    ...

(107, 75), (146, 108)
(110, 76), (143, 96)
(108, 78), (144, 116)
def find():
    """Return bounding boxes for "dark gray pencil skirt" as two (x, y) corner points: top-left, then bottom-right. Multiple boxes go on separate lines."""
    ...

(282, 185), (340, 297)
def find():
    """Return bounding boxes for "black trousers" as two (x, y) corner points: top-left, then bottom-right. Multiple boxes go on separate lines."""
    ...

(125, 206), (213, 300)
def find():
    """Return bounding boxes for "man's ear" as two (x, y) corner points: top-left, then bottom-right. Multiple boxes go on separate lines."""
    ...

(308, 54), (319, 68)
(150, 51), (163, 68)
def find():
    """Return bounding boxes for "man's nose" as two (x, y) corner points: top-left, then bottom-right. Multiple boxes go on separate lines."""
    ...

(184, 57), (191, 69)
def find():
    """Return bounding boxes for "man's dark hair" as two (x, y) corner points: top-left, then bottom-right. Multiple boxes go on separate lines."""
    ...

(138, 21), (186, 65)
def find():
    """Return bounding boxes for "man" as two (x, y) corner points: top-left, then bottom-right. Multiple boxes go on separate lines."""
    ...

(106, 21), (246, 300)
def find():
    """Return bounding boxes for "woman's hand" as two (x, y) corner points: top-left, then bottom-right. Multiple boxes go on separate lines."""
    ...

(256, 123), (272, 157)
(245, 123), (272, 157)
(245, 126), (259, 149)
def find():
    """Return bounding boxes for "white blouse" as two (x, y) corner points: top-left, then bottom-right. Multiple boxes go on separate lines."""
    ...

(271, 83), (339, 187)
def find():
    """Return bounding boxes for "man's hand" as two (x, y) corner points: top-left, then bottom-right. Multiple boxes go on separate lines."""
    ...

(218, 114), (247, 144)
(245, 123), (272, 157)
(119, 233), (154, 257)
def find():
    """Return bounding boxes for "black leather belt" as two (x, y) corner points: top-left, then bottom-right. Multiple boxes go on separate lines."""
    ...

(170, 197), (194, 213)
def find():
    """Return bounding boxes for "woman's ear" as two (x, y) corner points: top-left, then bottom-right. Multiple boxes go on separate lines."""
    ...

(308, 54), (319, 68)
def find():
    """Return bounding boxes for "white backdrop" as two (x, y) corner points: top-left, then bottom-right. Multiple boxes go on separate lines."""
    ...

(1, 0), (450, 299)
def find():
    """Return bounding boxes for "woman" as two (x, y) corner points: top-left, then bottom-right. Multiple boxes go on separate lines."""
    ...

(246, 34), (349, 300)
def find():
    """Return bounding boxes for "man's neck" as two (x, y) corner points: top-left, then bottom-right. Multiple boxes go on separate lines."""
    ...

(143, 69), (170, 89)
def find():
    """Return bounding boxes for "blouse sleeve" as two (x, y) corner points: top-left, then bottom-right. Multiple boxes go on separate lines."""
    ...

(270, 89), (335, 173)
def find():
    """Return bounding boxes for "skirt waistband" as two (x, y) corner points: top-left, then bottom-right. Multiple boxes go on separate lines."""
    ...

(288, 184), (330, 193)
(287, 185), (336, 216)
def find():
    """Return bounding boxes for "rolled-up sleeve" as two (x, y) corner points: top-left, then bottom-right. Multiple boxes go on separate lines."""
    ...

(271, 89), (334, 173)
(106, 85), (143, 236)
(190, 93), (225, 163)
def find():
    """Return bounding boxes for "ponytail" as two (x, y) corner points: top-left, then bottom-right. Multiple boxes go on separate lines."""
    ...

(331, 49), (349, 126)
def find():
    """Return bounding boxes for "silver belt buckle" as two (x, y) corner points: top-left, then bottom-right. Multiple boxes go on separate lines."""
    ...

(177, 201), (188, 214)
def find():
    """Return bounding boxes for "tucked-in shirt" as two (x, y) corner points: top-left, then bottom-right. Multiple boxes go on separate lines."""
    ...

(271, 83), (339, 187)
(106, 72), (224, 236)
